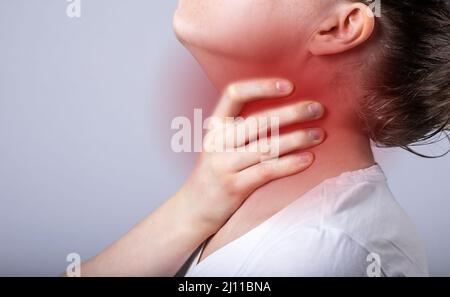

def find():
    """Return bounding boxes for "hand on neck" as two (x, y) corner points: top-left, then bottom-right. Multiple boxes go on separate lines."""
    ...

(188, 45), (376, 221)
(188, 46), (377, 262)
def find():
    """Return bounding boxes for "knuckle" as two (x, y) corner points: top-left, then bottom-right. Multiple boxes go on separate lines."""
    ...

(259, 150), (271, 160)
(286, 106), (302, 121)
(259, 146), (275, 161)
(293, 131), (308, 147)
(276, 158), (297, 174)
(294, 102), (308, 118)
(224, 83), (240, 102)
(222, 176), (240, 196)
(260, 80), (274, 93)
(259, 163), (275, 180)
(286, 156), (303, 170)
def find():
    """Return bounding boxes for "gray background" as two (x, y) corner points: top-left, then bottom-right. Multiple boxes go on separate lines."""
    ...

(0, 0), (449, 276)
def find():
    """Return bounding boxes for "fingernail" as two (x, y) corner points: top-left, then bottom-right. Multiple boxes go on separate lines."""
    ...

(308, 103), (323, 118)
(275, 80), (293, 93)
(298, 152), (313, 163)
(309, 128), (324, 141)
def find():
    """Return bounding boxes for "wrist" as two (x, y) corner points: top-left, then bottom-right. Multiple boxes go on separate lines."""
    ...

(171, 189), (218, 238)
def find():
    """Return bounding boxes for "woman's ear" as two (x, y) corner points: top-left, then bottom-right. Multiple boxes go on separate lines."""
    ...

(309, 3), (375, 56)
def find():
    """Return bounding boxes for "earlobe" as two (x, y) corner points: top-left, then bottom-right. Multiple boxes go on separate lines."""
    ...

(309, 3), (375, 56)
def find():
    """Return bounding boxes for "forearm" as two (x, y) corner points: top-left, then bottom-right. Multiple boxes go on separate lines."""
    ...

(80, 194), (214, 277)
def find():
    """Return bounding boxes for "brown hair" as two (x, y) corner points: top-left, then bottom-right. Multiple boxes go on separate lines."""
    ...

(359, 0), (450, 157)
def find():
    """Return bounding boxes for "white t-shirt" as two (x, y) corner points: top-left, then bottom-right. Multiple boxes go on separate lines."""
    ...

(184, 165), (428, 277)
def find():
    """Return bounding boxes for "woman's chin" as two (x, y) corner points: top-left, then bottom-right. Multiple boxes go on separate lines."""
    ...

(172, 11), (202, 47)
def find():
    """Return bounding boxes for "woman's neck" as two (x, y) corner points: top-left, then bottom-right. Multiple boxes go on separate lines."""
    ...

(199, 117), (375, 261)
(244, 127), (375, 221)
(192, 47), (376, 223)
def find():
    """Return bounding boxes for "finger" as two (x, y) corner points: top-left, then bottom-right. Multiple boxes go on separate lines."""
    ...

(234, 152), (315, 193)
(231, 101), (324, 147)
(212, 78), (294, 119)
(230, 128), (325, 171)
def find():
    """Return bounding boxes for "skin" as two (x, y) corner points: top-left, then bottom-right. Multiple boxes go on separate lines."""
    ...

(78, 0), (377, 276)
(173, 0), (378, 262)
(79, 79), (325, 276)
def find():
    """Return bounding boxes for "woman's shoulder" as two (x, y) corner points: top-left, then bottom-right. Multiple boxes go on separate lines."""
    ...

(319, 165), (428, 276)
(247, 165), (429, 276)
